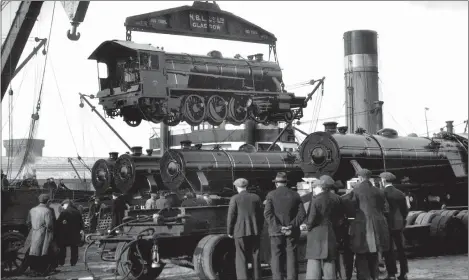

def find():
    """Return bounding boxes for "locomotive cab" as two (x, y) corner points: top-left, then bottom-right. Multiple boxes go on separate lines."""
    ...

(89, 40), (166, 126)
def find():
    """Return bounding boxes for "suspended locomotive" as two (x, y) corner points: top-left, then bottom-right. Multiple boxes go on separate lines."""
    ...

(88, 1), (306, 127)
(88, 41), (305, 127)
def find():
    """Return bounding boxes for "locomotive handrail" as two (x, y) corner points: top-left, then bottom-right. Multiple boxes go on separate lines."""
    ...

(364, 132), (387, 172)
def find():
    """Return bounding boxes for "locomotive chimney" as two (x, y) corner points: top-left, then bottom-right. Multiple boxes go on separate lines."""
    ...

(146, 149), (153, 156)
(338, 126), (348, 134)
(254, 53), (263, 62)
(180, 140), (192, 150)
(245, 120), (257, 146)
(323, 122), (338, 133)
(446, 121), (454, 133)
(131, 146), (143, 156)
(109, 152), (119, 160)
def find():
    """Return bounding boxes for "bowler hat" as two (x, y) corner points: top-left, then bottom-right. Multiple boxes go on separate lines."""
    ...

(272, 172), (287, 183)
(380, 172), (396, 182)
(234, 178), (249, 188)
(356, 169), (372, 178)
(319, 175), (335, 186)
(38, 194), (50, 204)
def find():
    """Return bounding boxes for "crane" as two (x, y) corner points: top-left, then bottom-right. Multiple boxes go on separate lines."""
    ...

(1, 1), (90, 101)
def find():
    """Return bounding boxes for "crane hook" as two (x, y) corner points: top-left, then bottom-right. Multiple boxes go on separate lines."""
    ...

(67, 23), (81, 41)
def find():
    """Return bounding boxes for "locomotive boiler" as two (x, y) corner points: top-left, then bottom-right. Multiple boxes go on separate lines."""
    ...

(299, 122), (468, 202)
(88, 40), (305, 127)
(159, 146), (303, 199)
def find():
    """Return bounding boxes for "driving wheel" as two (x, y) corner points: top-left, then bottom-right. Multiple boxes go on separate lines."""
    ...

(163, 113), (181, 126)
(228, 97), (248, 125)
(249, 109), (269, 124)
(183, 95), (205, 126)
(206, 95), (228, 126)
(1, 232), (28, 276)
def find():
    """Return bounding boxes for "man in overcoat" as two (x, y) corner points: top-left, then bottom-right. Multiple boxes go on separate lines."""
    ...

(227, 178), (264, 280)
(344, 169), (390, 280)
(56, 199), (84, 266)
(305, 176), (344, 280)
(110, 192), (128, 233)
(264, 172), (306, 280)
(26, 194), (55, 275)
(380, 172), (409, 280)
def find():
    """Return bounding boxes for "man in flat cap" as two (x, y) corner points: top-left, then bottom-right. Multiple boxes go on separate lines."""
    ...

(264, 172), (306, 280)
(26, 194), (55, 275)
(343, 169), (390, 280)
(380, 172), (409, 280)
(305, 175), (344, 280)
(56, 199), (84, 266)
(227, 178), (263, 280)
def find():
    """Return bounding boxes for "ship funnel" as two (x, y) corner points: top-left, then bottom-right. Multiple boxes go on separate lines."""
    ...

(446, 121), (454, 134)
(109, 152), (119, 160)
(131, 146), (143, 156)
(323, 122), (338, 133)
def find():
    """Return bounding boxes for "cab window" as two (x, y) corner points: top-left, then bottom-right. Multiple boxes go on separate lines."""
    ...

(139, 52), (159, 70)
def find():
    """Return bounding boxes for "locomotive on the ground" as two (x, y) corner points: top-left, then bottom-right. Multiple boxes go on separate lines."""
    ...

(88, 40), (305, 127)
(299, 122), (468, 207)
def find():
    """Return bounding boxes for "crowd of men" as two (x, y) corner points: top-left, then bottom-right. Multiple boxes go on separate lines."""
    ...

(25, 168), (410, 279)
(227, 170), (410, 280)
(25, 194), (85, 276)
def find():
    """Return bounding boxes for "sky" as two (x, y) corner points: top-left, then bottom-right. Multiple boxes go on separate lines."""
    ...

(1, 1), (468, 158)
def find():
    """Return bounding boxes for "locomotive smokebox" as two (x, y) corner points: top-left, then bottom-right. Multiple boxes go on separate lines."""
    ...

(344, 30), (382, 134)
(323, 122), (338, 133)
(446, 121), (454, 133)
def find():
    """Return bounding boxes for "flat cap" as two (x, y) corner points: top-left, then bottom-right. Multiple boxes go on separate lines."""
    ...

(38, 194), (50, 204)
(61, 199), (72, 206)
(379, 172), (396, 182)
(233, 178), (249, 188)
(319, 175), (335, 186)
(272, 172), (287, 183)
(356, 169), (372, 178)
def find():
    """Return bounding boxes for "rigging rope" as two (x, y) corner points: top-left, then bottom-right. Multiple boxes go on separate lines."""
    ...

(12, 2), (56, 181)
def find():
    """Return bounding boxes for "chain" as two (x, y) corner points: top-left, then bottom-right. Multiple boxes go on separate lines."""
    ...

(126, 29), (132, 41)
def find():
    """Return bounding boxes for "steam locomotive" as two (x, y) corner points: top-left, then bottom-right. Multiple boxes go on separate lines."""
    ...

(88, 40), (305, 127)
(299, 122), (468, 205)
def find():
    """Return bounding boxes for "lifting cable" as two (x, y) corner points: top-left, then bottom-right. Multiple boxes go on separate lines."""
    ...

(12, 2), (56, 181)
(49, 53), (91, 173)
